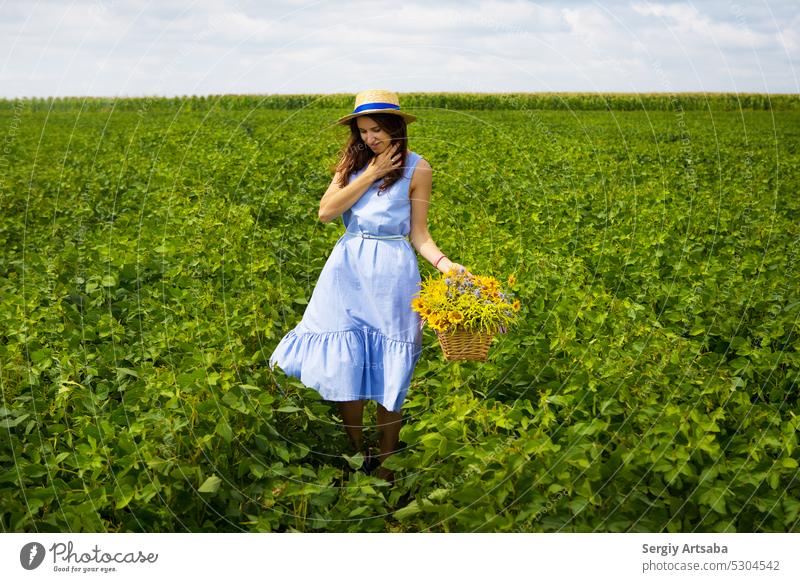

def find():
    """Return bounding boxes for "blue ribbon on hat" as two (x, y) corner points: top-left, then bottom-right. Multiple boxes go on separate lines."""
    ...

(352, 102), (401, 113)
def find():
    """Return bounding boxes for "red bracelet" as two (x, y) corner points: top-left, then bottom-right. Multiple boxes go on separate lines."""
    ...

(434, 254), (447, 269)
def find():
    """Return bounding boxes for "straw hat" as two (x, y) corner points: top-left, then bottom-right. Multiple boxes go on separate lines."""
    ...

(336, 89), (416, 125)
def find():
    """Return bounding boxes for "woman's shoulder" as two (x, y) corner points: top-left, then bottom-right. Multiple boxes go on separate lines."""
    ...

(407, 150), (429, 168)
(408, 152), (431, 187)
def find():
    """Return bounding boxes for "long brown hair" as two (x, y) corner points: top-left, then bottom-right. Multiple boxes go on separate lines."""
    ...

(333, 113), (408, 195)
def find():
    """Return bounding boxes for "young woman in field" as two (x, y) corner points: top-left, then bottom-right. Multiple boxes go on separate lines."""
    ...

(269, 89), (470, 483)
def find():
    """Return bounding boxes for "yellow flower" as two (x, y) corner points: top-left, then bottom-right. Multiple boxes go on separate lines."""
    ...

(448, 311), (464, 324)
(512, 299), (521, 311)
(507, 274), (516, 286)
(411, 297), (425, 311)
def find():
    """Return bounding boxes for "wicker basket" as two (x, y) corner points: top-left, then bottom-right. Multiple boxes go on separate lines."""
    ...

(435, 327), (495, 361)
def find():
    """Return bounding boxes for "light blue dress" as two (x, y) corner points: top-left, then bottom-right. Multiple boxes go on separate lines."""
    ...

(269, 151), (425, 413)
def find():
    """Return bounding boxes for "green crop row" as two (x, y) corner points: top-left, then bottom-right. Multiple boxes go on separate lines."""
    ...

(1, 92), (798, 113)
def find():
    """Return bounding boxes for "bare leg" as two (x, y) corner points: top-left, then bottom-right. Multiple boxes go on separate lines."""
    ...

(376, 404), (403, 482)
(337, 400), (365, 453)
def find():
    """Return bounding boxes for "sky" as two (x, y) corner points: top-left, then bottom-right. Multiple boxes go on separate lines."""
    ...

(0, 0), (797, 98)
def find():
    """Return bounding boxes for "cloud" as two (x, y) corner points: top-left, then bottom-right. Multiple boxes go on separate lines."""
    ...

(0, 0), (796, 97)
(630, 1), (780, 50)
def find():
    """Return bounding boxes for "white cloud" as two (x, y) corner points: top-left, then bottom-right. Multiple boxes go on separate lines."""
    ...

(0, 0), (796, 96)
(631, 1), (780, 50)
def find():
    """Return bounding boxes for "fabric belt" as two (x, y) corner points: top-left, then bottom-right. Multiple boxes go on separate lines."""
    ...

(343, 230), (408, 241)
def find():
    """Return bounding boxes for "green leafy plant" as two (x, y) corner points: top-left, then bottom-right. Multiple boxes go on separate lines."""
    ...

(0, 95), (798, 533)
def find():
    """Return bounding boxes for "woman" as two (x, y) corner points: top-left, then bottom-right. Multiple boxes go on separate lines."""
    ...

(269, 89), (470, 483)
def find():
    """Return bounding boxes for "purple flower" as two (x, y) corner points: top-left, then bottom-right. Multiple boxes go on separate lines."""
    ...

(473, 289), (481, 298)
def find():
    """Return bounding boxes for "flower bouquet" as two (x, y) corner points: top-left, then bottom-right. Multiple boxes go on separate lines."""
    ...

(411, 268), (521, 361)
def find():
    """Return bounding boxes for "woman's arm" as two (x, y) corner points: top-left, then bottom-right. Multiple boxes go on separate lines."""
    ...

(318, 169), (377, 223)
(408, 159), (469, 275)
(319, 143), (402, 223)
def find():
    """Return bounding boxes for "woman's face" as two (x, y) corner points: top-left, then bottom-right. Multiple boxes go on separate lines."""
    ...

(356, 116), (391, 154)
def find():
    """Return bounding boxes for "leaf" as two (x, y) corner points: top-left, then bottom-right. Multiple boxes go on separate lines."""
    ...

(427, 488), (451, 502)
(273, 444), (291, 463)
(546, 395), (569, 407)
(380, 454), (405, 471)
(348, 506), (369, 518)
(115, 484), (134, 509)
(393, 499), (421, 521)
(216, 420), (233, 443)
(116, 367), (139, 379)
(198, 475), (222, 493)
(0, 413), (30, 429)
(221, 391), (244, 411)
(781, 457), (798, 469)
(277, 405), (302, 413)
(342, 452), (364, 471)
(420, 433), (445, 450)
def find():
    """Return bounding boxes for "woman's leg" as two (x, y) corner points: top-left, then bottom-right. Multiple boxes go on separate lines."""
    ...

(375, 403), (403, 482)
(337, 400), (365, 453)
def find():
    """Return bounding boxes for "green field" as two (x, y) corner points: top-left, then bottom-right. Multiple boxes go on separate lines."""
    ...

(1, 94), (798, 532)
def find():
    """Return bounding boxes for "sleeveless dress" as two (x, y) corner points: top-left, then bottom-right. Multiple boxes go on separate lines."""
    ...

(268, 151), (425, 413)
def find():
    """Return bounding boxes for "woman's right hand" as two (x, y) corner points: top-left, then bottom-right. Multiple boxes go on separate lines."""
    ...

(447, 261), (475, 279)
(365, 142), (403, 180)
